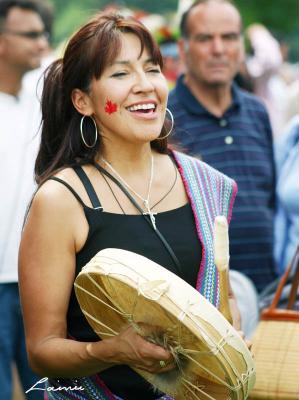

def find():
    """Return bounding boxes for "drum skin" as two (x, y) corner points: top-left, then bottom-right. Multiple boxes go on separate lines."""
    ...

(75, 248), (255, 400)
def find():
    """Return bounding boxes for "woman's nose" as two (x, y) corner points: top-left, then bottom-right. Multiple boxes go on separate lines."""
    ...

(133, 72), (154, 93)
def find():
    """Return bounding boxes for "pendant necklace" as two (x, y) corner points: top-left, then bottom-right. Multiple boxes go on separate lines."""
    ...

(101, 155), (157, 229)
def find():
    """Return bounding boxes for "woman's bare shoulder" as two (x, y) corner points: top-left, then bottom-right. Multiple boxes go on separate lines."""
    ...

(30, 167), (84, 219)
(24, 167), (89, 255)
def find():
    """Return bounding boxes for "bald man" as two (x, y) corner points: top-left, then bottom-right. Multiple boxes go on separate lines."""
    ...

(169, 0), (277, 293)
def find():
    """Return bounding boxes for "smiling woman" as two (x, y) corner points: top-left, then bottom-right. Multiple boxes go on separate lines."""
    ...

(70, 32), (168, 147)
(18, 11), (240, 400)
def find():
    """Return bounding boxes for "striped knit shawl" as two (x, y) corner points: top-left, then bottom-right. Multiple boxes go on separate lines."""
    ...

(173, 151), (237, 307)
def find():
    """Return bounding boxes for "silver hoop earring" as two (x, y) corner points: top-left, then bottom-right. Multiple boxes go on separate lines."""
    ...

(157, 108), (174, 140)
(80, 115), (98, 148)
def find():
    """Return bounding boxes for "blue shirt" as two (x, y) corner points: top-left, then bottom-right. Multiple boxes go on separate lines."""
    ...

(275, 115), (299, 274)
(168, 75), (276, 291)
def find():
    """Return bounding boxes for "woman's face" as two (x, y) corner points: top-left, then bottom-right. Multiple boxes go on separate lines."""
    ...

(88, 33), (168, 146)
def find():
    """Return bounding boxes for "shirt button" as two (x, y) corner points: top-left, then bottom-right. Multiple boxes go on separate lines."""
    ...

(225, 136), (234, 145)
(219, 118), (228, 127)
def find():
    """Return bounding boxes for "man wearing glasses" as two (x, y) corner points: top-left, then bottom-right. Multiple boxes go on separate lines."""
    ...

(0, 1), (49, 398)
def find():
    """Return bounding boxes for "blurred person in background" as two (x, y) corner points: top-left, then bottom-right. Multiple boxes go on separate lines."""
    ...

(275, 114), (299, 274)
(246, 23), (286, 138)
(0, 0), (49, 398)
(156, 27), (183, 90)
(247, 26), (299, 137)
(168, 0), (277, 296)
(281, 76), (299, 129)
(160, 38), (182, 90)
(23, 0), (55, 95)
(234, 60), (254, 93)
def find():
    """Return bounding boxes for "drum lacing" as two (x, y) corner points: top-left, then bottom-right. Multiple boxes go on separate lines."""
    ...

(76, 256), (253, 399)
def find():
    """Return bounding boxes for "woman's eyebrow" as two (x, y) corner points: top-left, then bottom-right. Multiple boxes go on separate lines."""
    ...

(144, 58), (155, 64)
(111, 58), (154, 66)
(110, 60), (130, 66)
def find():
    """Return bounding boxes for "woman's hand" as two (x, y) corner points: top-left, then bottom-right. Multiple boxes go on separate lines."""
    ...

(87, 324), (175, 374)
(228, 295), (242, 331)
(237, 330), (253, 352)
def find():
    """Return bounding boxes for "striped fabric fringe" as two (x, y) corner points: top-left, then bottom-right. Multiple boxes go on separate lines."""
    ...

(44, 377), (174, 400)
(173, 151), (237, 307)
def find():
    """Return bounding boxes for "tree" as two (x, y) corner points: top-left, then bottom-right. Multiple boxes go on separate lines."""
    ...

(49, 0), (299, 60)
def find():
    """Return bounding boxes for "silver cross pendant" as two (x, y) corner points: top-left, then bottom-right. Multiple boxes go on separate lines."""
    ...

(143, 200), (157, 230)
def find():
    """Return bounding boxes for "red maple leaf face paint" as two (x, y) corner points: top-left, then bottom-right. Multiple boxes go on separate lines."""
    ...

(104, 99), (118, 114)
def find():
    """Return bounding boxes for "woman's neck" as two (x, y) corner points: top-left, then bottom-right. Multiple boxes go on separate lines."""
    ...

(98, 143), (153, 175)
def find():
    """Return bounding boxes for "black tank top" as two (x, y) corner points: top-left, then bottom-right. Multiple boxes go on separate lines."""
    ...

(53, 165), (202, 400)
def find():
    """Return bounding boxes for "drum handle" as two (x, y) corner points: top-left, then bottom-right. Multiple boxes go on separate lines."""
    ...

(269, 245), (299, 311)
(214, 216), (233, 324)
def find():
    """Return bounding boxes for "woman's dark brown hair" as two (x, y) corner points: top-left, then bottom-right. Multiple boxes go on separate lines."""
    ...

(35, 12), (170, 184)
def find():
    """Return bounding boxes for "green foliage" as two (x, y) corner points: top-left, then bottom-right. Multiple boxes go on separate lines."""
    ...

(49, 0), (299, 59)
(235, 0), (299, 36)
(235, 0), (299, 60)
(53, 5), (90, 45)
(50, 0), (178, 45)
(50, 0), (103, 44)
(117, 0), (177, 14)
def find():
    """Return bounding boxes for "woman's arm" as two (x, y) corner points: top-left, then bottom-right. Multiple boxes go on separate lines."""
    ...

(19, 179), (173, 378)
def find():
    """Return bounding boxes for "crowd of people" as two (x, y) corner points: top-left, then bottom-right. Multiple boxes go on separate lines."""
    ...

(1, 0), (298, 399)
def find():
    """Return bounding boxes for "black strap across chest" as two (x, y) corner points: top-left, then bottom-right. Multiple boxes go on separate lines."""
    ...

(49, 165), (183, 276)
(73, 166), (102, 209)
(92, 163), (182, 276)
